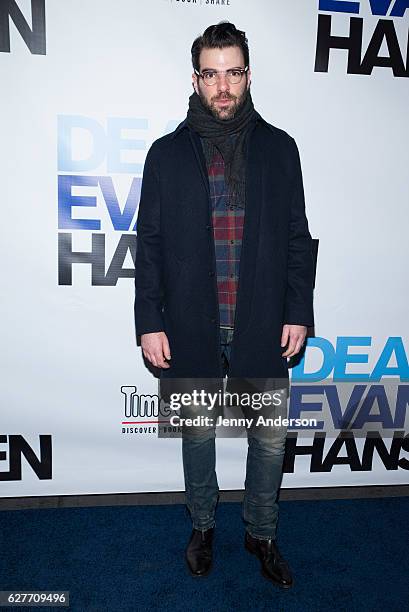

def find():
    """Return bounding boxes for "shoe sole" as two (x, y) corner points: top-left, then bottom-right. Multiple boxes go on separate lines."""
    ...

(245, 540), (293, 589)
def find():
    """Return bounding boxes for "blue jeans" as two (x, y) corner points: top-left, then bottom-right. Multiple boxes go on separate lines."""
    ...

(182, 327), (288, 539)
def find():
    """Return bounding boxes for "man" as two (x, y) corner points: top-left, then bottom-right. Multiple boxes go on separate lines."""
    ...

(134, 22), (314, 588)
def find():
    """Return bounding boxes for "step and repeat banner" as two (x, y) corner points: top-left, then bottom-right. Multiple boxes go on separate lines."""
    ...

(1, 0), (408, 496)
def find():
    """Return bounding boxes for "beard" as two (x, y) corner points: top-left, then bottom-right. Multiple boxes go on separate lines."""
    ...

(198, 86), (248, 121)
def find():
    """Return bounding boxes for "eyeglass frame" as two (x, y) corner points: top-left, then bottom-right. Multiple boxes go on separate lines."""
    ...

(194, 66), (249, 86)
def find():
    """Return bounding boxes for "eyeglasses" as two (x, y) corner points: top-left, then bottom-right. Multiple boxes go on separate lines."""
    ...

(194, 66), (249, 86)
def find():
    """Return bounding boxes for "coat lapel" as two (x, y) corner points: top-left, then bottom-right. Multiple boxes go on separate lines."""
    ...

(188, 129), (210, 199)
(232, 122), (262, 336)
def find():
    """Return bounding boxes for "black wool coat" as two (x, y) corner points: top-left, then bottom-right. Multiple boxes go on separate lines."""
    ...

(134, 114), (315, 396)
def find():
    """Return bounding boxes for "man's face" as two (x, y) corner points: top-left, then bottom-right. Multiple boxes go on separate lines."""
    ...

(192, 45), (251, 121)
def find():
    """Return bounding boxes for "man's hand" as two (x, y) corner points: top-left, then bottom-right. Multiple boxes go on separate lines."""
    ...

(141, 331), (171, 368)
(281, 324), (307, 358)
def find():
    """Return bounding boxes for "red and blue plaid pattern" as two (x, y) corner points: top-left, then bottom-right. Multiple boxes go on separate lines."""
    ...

(203, 139), (245, 330)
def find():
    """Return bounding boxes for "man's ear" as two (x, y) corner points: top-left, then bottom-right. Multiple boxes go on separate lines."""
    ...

(192, 73), (199, 94)
(247, 67), (252, 90)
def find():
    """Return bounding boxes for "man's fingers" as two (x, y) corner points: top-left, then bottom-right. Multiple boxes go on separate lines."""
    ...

(285, 337), (304, 358)
(141, 332), (171, 369)
(282, 334), (306, 358)
(156, 351), (170, 368)
(162, 336), (171, 361)
(293, 337), (305, 357)
(142, 348), (170, 369)
(282, 336), (297, 357)
(281, 326), (289, 348)
(145, 351), (157, 368)
(281, 324), (307, 358)
(155, 335), (171, 368)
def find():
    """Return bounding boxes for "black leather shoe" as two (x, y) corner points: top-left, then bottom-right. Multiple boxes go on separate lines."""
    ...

(185, 526), (214, 577)
(245, 532), (293, 588)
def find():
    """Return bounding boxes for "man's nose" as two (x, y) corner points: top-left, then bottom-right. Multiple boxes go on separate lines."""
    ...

(216, 73), (229, 92)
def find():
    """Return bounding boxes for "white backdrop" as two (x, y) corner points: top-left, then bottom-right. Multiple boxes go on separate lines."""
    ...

(1, 0), (408, 496)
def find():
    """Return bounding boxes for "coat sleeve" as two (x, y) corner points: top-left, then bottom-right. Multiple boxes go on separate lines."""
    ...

(134, 142), (165, 336)
(283, 137), (315, 328)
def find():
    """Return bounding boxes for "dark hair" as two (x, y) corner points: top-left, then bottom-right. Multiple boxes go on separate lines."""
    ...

(191, 21), (250, 72)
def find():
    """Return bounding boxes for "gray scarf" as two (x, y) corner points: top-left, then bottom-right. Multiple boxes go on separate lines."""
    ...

(186, 89), (260, 210)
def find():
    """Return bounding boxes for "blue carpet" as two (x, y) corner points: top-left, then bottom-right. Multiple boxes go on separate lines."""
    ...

(0, 497), (408, 611)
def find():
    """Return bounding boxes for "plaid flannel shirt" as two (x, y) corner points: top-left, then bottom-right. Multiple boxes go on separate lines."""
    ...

(202, 135), (245, 331)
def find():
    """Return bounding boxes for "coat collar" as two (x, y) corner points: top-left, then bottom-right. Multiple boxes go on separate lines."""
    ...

(170, 118), (188, 139)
